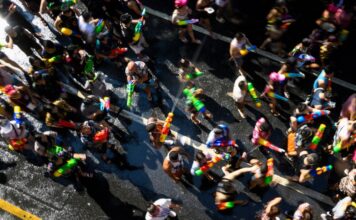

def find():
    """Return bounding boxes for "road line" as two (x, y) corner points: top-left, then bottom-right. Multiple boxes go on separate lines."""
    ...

(144, 6), (356, 92)
(120, 109), (334, 206)
(0, 198), (41, 220)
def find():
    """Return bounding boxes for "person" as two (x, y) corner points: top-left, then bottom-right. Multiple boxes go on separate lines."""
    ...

(310, 87), (335, 110)
(162, 146), (189, 182)
(184, 82), (212, 125)
(195, 0), (213, 36)
(215, 164), (257, 212)
(288, 151), (319, 183)
(171, 0), (201, 44)
(146, 116), (176, 149)
(2, 84), (39, 112)
(78, 11), (98, 45)
(0, 118), (29, 151)
(206, 124), (231, 149)
(330, 118), (356, 158)
(340, 94), (356, 121)
(190, 150), (214, 179)
(232, 74), (248, 118)
(119, 13), (149, 59)
(145, 198), (181, 220)
(125, 61), (152, 101)
(251, 117), (272, 147)
(293, 202), (313, 220)
(313, 66), (334, 92)
(54, 7), (80, 36)
(321, 196), (356, 220)
(229, 33), (252, 72)
(177, 58), (200, 82)
(261, 71), (287, 116)
(215, 0), (229, 23)
(338, 169), (355, 198)
(259, 197), (282, 220)
(5, 25), (43, 57)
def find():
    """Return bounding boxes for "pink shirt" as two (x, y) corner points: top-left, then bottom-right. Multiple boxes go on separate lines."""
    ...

(252, 118), (270, 145)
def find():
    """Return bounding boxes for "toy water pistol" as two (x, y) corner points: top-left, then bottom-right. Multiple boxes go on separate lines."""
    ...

(110, 48), (127, 57)
(195, 155), (222, 176)
(265, 158), (274, 184)
(177, 18), (199, 26)
(258, 138), (285, 153)
(296, 110), (330, 124)
(126, 82), (135, 108)
(333, 141), (342, 153)
(309, 165), (333, 177)
(93, 128), (109, 143)
(47, 145), (65, 157)
(185, 70), (203, 80)
(267, 92), (288, 102)
(53, 158), (78, 177)
(240, 45), (257, 56)
(213, 140), (236, 147)
(183, 88), (206, 113)
(13, 106), (23, 127)
(100, 97), (110, 111)
(60, 27), (80, 38)
(309, 124), (326, 150)
(159, 112), (174, 143)
(95, 19), (105, 34)
(247, 82), (262, 108)
(217, 201), (235, 210)
(56, 120), (77, 129)
(283, 72), (305, 78)
(84, 55), (94, 75)
(47, 55), (62, 63)
(133, 8), (146, 42)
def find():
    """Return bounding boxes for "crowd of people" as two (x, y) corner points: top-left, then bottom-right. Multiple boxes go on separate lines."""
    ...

(0, 0), (355, 219)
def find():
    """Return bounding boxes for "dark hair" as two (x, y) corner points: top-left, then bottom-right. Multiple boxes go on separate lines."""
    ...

(234, 32), (245, 40)
(43, 40), (55, 49)
(301, 38), (311, 47)
(195, 151), (206, 162)
(169, 151), (179, 161)
(238, 81), (246, 90)
(260, 121), (271, 132)
(214, 127), (223, 135)
(324, 65), (335, 75)
(120, 13), (132, 24)
(146, 123), (156, 132)
(286, 57), (297, 67)
(345, 205), (356, 219)
(297, 103), (307, 112)
(82, 12), (91, 21)
(325, 91), (332, 99)
(146, 203), (156, 214)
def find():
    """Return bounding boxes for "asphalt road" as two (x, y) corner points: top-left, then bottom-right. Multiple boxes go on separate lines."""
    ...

(0, 1), (353, 220)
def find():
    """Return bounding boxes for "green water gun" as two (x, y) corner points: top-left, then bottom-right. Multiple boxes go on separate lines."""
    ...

(53, 158), (78, 177)
(126, 82), (135, 107)
(183, 88), (206, 113)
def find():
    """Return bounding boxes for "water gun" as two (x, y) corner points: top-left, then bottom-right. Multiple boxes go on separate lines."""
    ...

(212, 140), (236, 147)
(177, 19), (199, 26)
(53, 158), (78, 177)
(56, 120), (77, 129)
(296, 110), (330, 124)
(183, 88), (206, 113)
(240, 45), (257, 56)
(95, 19), (105, 34)
(309, 165), (333, 177)
(159, 112), (174, 143)
(195, 155), (222, 176)
(47, 145), (65, 157)
(267, 92), (288, 102)
(84, 55), (94, 75)
(185, 70), (203, 80)
(309, 124), (326, 150)
(13, 106), (22, 126)
(283, 73), (305, 78)
(126, 82), (135, 107)
(60, 27), (80, 38)
(47, 55), (62, 63)
(298, 54), (315, 62)
(133, 8), (146, 42)
(9, 138), (27, 151)
(265, 158), (274, 184)
(109, 48), (127, 57)
(247, 82), (262, 108)
(258, 138), (285, 153)
(333, 141), (342, 153)
(61, 0), (77, 6)
(100, 97), (110, 111)
(93, 128), (109, 143)
(217, 201), (235, 210)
